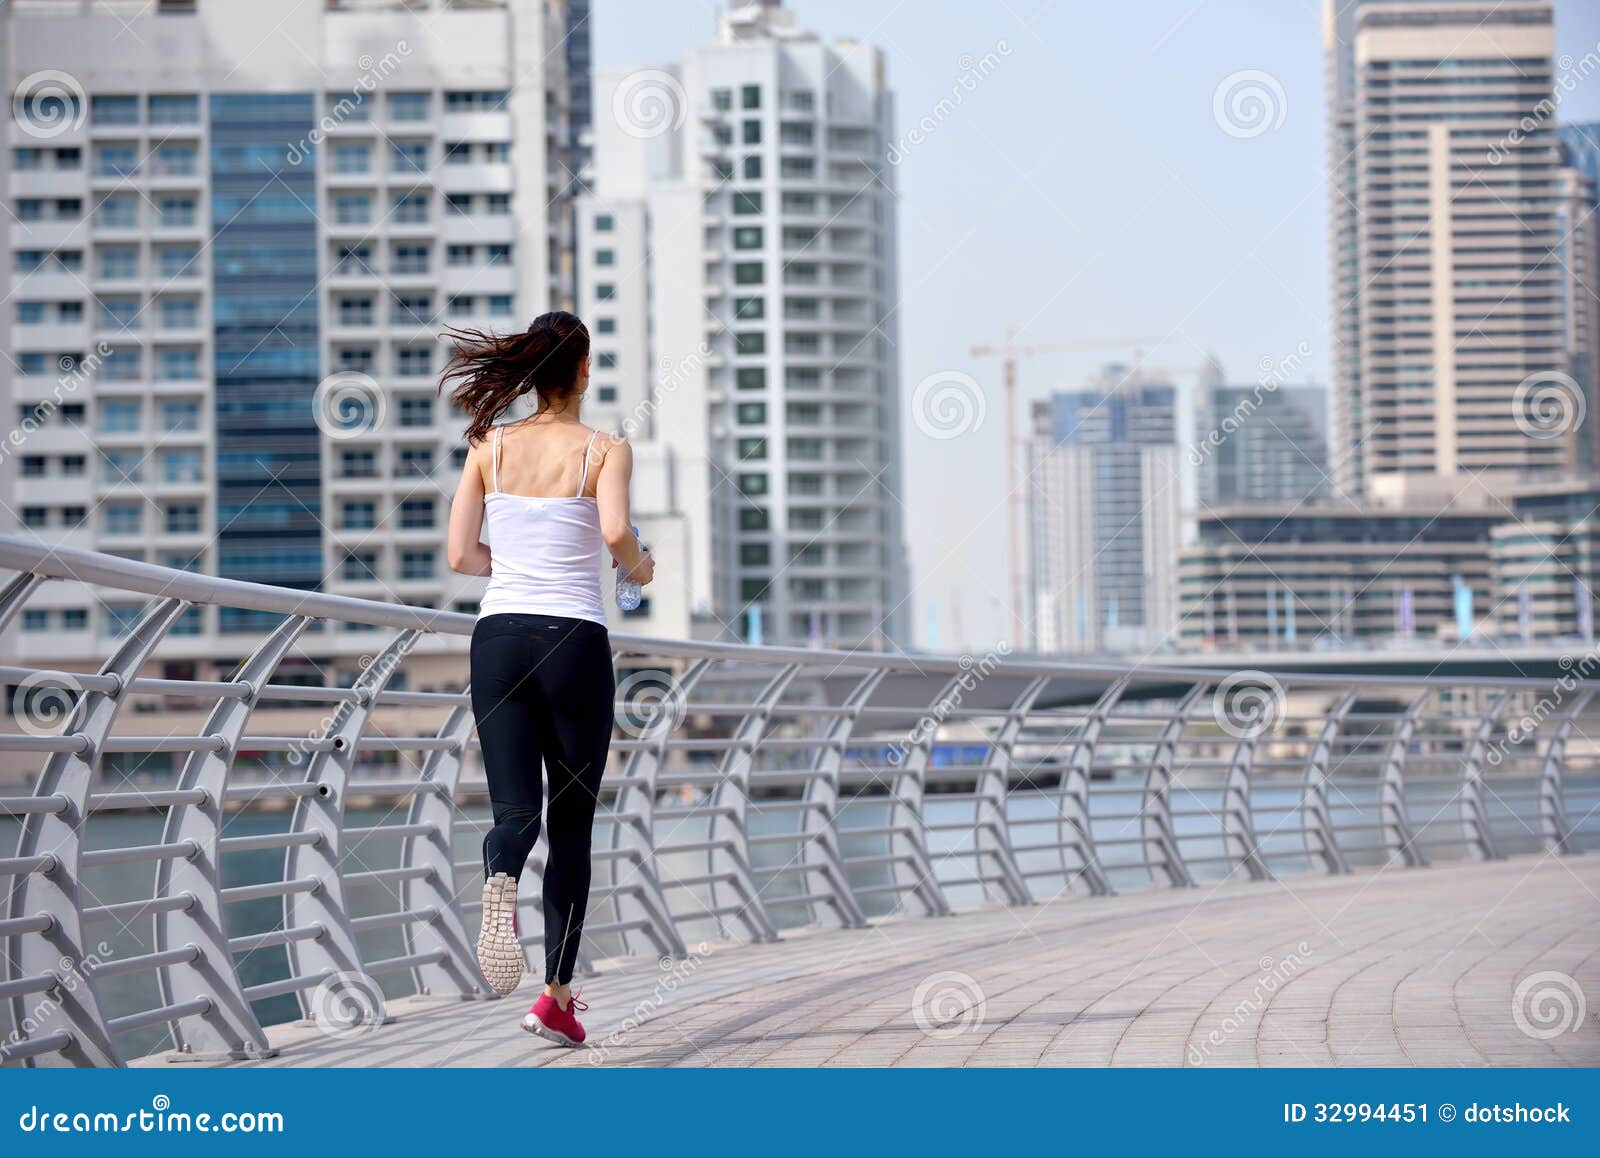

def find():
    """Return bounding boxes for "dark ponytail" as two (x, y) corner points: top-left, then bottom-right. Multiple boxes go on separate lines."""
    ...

(440, 310), (590, 445)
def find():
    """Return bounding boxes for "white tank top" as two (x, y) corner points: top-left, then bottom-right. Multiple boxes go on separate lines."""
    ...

(477, 424), (607, 625)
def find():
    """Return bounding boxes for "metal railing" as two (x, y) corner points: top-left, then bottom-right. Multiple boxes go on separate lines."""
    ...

(0, 536), (1596, 1067)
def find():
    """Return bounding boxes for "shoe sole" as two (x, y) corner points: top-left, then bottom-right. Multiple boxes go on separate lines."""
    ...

(477, 927), (523, 997)
(522, 1017), (585, 1048)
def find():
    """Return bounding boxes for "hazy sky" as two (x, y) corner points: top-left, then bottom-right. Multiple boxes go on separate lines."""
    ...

(592, 0), (1600, 653)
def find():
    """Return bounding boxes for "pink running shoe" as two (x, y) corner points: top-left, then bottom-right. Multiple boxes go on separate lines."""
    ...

(522, 990), (589, 1047)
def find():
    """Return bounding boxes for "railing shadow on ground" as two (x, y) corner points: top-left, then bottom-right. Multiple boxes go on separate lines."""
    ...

(0, 537), (1595, 1066)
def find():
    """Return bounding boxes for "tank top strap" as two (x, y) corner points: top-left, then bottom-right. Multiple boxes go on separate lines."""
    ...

(576, 429), (601, 497)
(490, 425), (502, 494)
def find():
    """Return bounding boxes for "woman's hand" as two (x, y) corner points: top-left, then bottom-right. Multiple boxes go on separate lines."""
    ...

(624, 550), (656, 587)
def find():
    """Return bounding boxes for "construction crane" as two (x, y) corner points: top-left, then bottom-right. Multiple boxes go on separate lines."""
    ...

(967, 333), (1190, 650)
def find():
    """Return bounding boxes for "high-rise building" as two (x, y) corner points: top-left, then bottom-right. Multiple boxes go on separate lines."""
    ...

(1325, 0), (1575, 504)
(0, 0), (574, 668)
(1027, 367), (1180, 654)
(1559, 122), (1600, 473)
(1195, 383), (1330, 507)
(573, 1), (910, 649)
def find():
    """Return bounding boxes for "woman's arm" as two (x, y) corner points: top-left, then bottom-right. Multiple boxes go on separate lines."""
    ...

(447, 443), (493, 576)
(594, 436), (654, 585)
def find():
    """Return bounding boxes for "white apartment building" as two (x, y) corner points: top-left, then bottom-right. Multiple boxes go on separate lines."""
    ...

(573, 0), (910, 650)
(1324, 0), (1572, 504)
(0, 0), (575, 683)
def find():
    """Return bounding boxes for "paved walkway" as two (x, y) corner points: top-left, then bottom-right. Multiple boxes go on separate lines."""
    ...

(141, 856), (1600, 1067)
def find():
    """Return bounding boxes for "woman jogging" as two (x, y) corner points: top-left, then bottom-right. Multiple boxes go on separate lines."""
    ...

(442, 310), (654, 1047)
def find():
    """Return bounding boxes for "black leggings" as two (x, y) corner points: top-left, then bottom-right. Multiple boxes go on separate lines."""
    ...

(470, 612), (615, 985)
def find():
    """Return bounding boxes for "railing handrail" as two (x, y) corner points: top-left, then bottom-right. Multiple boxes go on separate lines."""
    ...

(0, 536), (1583, 690)
(0, 536), (1596, 1069)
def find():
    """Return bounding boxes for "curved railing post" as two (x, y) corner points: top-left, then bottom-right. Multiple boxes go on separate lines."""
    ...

(704, 663), (797, 943)
(1378, 690), (1430, 867)
(1301, 688), (1355, 874)
(1057, 676), (1126, 897)
(155, 613), (310, 1061)
(1220, 721), (1272, 882)
(1458, 693), (1506, 861)
(980, 676), (1046, 906)
(606, 657), (710, 958)
(1537, 689), (1591, 854)
(399, 703), (485, 1000)
(283, 628), (418, 1020)
(4, 595), (187, 1067)
(1140, 684), (1202, 888)
(885, 672), (956, 918)
(794, 668), (881, 929)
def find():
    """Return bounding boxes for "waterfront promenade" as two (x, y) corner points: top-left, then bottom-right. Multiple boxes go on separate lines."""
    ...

(144, 856), (1599, 1068)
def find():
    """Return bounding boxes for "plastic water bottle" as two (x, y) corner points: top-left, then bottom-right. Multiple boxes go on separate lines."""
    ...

(616, 525), (644, 612)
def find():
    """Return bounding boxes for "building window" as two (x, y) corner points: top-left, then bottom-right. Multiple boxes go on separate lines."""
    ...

(738, 438), (768, 461)
(734, 296), (764, 321)
(737, 473), (768, 497)
(740, 543), (771, 566)
(99, 400), (141, 433)
(733, 192), (762, 215)
(711, 89), (732, 112)
(342, 551), (378, 582)
(341, 501), (377, 529)
(737, 402), (768, 425)
(400, 550), (436, 580)
(743, 155), (762, 180)
(595, 283), (616, 300)
(148, 94), (199, 124)
(736, 367), (766, 390)
(594, 213), (614, 232)
(742, 120), (762, 145)
(734, 227), (763, 250)
(735, 333), (766, 356)
(734, 262), (763, 286)
(103, 503), (142, 536)
(741, 84), (761, 110)
(596, 352), (617, 369)
(164, 504), (201, 534)
(400, 498), (435, 529)
(159, 400), (201, 430)
(389, 91), (430, 121)
(333, 142), (370, 174)
(595, 317), (616, 334)
(594, 248), (614, 266)
(399, 397), (434, 427)
(91, 95), (140, 125)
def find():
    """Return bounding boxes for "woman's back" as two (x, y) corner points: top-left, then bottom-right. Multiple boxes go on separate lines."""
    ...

(477, 418), (608, 625)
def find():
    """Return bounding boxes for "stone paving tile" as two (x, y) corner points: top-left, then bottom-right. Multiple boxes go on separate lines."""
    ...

(132, 855), (1600, 1069)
